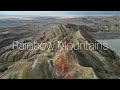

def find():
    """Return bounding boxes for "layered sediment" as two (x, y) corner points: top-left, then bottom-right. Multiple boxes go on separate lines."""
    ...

(0, 24), (120, 79)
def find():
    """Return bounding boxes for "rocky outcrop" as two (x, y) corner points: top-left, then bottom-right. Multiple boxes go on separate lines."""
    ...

(0, 24), (120, 79)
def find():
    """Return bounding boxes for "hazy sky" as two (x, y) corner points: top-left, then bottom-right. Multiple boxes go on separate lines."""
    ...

(0, 11), (120, 16)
